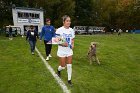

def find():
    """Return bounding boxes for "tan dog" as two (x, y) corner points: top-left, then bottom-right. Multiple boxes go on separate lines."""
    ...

(87, 42), (100, 65)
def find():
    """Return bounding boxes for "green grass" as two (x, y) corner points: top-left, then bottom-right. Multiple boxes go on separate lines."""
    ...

(0, 34), (140, 93)
(0, 36), (63, 93)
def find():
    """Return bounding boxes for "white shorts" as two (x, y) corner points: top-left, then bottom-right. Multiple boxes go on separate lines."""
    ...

(57, 51), (73, 57)
(57, 46), (73, 57)
(57, 53), (73, 57)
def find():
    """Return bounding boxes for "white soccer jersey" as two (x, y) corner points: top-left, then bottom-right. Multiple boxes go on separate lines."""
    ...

(56, 26), (75, 57)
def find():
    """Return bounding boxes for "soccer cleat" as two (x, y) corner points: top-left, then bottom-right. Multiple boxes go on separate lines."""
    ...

(97, 61), (101, 65)
(9, 38), (12, 40)
(46, 56), (49, 61)
(49, 54), (52, 57)
(32, 52), (35, 55)
(68, 80), (73, 86)
(57, 70), (61, 77)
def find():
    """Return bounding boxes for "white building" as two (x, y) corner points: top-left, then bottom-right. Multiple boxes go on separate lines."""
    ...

(12, 7), (44, 35)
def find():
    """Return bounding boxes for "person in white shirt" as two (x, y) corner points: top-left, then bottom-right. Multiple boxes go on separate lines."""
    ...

(118, 29), (122, 36)
(55, 15), (75, 86)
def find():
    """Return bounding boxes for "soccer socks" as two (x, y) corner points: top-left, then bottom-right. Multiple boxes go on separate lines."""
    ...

(67, 64), (72, 81)
(57, 64), (72, 81)
(58, 66), (65, 71)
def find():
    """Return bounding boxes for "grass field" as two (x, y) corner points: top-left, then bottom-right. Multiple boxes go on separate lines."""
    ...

(0, 34), (140, 93)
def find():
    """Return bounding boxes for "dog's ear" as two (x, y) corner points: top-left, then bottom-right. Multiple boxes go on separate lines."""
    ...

(90, 45), (92, 48)
(90, 45), (94, 49)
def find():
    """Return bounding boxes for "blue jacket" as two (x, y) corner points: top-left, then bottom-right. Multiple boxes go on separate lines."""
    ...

(40, 25), (55, 41)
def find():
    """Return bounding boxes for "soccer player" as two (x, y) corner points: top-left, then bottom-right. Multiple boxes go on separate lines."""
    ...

(40, 18), (55, 61)
(56, 15), (75, 86)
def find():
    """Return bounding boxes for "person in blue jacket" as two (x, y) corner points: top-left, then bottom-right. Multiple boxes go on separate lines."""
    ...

(40, 18), (55, 61)
(26, 25), (38, 55)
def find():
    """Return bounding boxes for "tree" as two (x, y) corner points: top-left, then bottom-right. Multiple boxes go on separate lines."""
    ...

(0, 0), (140, 30)
(75, 0), (93, 26)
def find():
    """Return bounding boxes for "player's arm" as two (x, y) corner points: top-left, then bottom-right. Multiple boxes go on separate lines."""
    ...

(71, 39), (74, 49)
(71, 29), (75, 49)
(52, 26), (56, 37)
(58, 38), (68, 47)
(60, 42), (68, 47)
(26, 31), (29, 40)
(40, 27), (45, 40)
(55, 29), (68, 47)
(36, 31), (39, 39)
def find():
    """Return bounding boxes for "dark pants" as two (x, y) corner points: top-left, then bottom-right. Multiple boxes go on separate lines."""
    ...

(29, 40), (36, 52)
(9, 32), (12, 38)
(118, 32), (121, 36)
(44, 40), (52, 56)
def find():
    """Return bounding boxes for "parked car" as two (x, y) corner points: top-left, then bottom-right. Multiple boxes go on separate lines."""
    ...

(73, 26), (87, 34)
(73, 26), (105, 35)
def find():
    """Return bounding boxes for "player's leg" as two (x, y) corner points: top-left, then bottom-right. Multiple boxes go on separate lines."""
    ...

(29, 40), (34, 54)
(48, 44), (52, 57)
(44, 40), (50, 60)
(9, 32), (12, 40)
(57, 57), (66, 77)
(46, 44), (51, 59)
(67, 56), (73, 86)
(32, 41), (36, 53)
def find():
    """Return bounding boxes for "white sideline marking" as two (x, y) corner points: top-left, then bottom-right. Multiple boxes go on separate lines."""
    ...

(35, 47), (70, 93)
